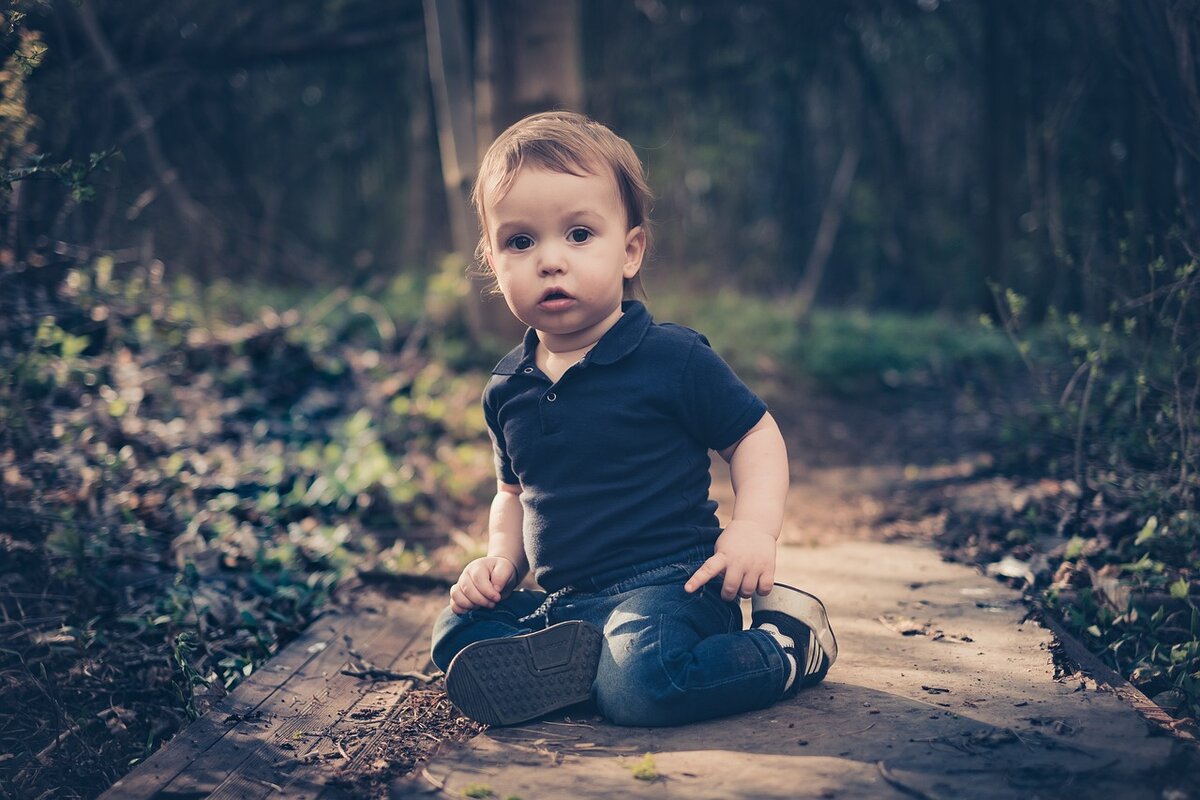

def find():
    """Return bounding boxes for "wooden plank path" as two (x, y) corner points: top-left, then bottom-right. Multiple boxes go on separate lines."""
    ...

(101, 588), (444, 800)
(394, 541), (1186, 800)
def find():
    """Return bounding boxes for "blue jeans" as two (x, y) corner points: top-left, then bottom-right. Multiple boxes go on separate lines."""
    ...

(430, 546), (790, 727)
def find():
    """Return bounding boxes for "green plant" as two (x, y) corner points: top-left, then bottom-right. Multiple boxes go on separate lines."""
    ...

(990, 248), (1200, 720)
(0, 257), (498, 795)
(631, 752), (659, 781)
(648, 286), (1014, 391)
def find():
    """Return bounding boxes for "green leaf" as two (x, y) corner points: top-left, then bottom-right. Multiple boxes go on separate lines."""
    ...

(1065, 536), (1086, 560)
(631, 753), (659, 781)
(1170, 578), (1191, 601)
(1135, 516), (1158, 546)
(1122, 554), (1159, 573)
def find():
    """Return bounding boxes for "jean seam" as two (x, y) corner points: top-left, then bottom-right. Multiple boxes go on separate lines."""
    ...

(656, 589), (776, 694)
(611, 564), (686, 595)
(657, 590), (700, 694)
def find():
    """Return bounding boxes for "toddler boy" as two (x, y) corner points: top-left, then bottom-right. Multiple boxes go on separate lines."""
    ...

(430, 111), (837, 727)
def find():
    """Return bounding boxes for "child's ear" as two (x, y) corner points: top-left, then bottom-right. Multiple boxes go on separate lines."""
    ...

(623, 226), (646, 279)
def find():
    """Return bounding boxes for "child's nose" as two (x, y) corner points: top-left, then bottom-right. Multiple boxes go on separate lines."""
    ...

(537, 246), (568, 275)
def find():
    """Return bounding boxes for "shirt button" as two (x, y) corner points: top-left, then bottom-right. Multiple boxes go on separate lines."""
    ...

(546, 392), (557, 402)
(523, 367), (534, 374)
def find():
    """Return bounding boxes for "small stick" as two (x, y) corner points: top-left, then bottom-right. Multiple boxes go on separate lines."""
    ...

(35, 722), (82, 764)
(249, 776), (283, 793)
(877, 761), (937, 800)
(420, 767), (446, 790)
(340, 667), (438, 682)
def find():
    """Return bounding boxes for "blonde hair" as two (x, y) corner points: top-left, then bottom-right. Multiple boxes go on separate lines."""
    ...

(471, 111), (652, 298)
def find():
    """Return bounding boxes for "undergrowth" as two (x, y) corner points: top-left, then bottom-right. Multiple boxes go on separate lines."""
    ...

(0, 259), (494, 798)
(650, 289), (1015, 390)
(984, 259), (1200, 723)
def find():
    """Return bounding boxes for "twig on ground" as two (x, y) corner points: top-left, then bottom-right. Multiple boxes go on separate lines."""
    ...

(250, 776), (283, 792)
(340, 667), (439, 683)
(35, 721), (81, 764)
(420, 766), (446, 790)
(877, 761), (938, 800)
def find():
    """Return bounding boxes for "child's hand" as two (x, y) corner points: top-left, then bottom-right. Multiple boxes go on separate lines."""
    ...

(450, 556), (519, 614)
(684, 521), (777, 601)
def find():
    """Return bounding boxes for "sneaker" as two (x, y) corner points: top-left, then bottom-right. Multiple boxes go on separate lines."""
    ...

(444, 620), (603, 726)
(751, 582), (838, 693)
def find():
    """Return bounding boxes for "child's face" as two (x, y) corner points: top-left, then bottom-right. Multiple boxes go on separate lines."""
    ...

(484, 166), (645, 350)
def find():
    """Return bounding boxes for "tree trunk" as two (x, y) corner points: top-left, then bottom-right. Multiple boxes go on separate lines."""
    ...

(422, 0), (521, 346)
(982, 0), (1009, 298)
(476, 0), (584, 135)
(423, 0), (584, 347)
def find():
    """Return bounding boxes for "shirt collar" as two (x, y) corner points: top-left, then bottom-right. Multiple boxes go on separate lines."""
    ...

(492, 300), (653, 375)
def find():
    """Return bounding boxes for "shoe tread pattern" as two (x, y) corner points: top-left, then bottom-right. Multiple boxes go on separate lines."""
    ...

(445, 621), (602, 726)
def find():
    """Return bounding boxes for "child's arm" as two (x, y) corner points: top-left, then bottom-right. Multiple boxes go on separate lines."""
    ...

(684, 411), (789, 602)
(449, 481), (530, 614)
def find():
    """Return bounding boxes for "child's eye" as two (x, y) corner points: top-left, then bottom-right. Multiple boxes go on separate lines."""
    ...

(507, 234), (534, 251)
(568, 228), (592, 244)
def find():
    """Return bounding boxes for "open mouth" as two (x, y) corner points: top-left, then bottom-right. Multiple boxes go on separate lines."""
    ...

(538, 289), (575, 309)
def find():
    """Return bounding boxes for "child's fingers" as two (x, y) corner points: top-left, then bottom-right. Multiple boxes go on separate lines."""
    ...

(685, 554), (726, 593)
(449, 583), (478, 614)
(721, 566), (746, 602)
(490, 560), (517, 594)
(464, 564), (502, 602)
(460, 577), (496, 608)
(472, 572), (503, 603)
(756, 570), (775, 596)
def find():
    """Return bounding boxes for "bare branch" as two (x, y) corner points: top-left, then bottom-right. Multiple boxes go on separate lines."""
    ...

(71, 0), (223, 249)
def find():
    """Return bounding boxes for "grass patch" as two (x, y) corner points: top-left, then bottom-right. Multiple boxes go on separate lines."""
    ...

(648, 288), (1015, 391)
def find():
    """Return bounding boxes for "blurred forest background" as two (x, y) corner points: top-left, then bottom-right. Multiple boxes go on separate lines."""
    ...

(2, 1), (1199, 797)
(8, 0), (1197, 309)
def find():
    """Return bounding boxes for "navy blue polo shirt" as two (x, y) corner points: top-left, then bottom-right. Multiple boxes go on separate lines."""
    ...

(482, 300), (767, 592)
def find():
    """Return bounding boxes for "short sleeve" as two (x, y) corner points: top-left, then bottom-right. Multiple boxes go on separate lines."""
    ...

(482, 384), (520, 485)
(676, 335), (767, 451)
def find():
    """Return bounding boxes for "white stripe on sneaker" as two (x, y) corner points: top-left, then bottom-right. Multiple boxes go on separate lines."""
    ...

(805, 631), (821, 675)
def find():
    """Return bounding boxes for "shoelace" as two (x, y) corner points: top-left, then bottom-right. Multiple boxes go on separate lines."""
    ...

(516, 585), (575, 625)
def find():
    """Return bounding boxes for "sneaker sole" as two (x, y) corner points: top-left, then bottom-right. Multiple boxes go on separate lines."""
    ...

(753, 582), (839, 666)
(444, 620), (602, 727)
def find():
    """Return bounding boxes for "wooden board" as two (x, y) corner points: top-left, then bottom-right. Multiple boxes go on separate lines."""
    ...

(1034, 603), (1196, 742)
(101, 589), (444, 800)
